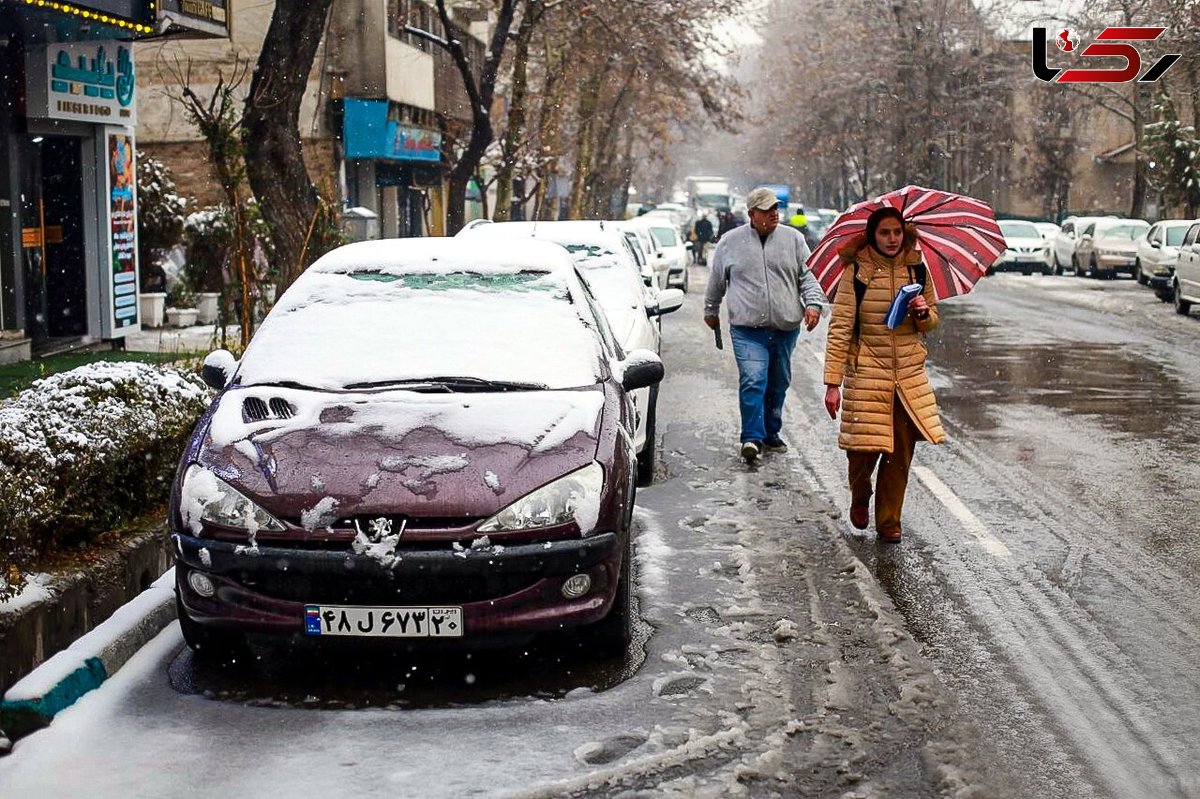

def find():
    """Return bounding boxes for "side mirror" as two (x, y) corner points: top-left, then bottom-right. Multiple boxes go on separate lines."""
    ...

(202, 349), (237, 391)
(647, 288), (684, 317)
(684, 241), (694, 251)
(1151, 239), (1162, 249)
(619, 349), (664, 392)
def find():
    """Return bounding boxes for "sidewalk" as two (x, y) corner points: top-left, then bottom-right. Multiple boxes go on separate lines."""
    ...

(122, 324), (240, 355)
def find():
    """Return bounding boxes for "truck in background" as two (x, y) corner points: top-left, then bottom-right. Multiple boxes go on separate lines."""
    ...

(685, 175), (734, 212)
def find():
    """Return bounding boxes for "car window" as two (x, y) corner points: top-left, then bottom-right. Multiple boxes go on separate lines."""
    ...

(1148, 226), (1160, 244)
(573, 270), (624, 360)
(650, 226), (679, 248)
(622, 232), (646, 267)
(1185, 225), (1200, 247)
(999, 221), (1040, 239)
(1166, 226), (1188, 247)
(1083, 223), (1095, 236)
(1062, 222), (1074, 235)
(1096, 223), (1149, 241)
(239, 269), (605, 390)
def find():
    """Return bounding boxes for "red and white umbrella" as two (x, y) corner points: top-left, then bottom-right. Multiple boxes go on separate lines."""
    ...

(807, 185), (1005, 300)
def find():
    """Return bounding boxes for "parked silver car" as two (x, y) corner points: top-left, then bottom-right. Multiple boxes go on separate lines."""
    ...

(1073, 218), (1149, 278)
(1172, 221), (1200, 315)
(1135, 219), (1191, 293)
(1052, 216), (1115, 275)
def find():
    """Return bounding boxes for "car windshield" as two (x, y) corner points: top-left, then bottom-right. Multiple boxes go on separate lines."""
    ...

(563, 244), (644, 310)
(238, 270), (604, 391)
(650, 227), (679, 247)
(1166, 226), (1188, 246)
(1000, 221), (1040, 239)
(1097, 223), (1149, 241)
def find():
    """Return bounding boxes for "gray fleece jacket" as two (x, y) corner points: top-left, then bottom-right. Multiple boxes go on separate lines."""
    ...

(704, 223), (827, 330)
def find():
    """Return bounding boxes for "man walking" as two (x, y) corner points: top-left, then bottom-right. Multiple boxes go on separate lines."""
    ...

(704, 187), (826, 462)
(692, 212), (715, 265)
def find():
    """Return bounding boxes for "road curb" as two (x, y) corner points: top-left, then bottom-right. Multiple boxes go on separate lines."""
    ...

(0, 569), (176, 742)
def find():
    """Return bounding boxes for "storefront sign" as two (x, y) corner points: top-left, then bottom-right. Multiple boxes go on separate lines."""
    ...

(107, 132), (139, 329)
(26, 42), (137, 127)
(156, 0), (230, 37)
(343, 98), (441, 163)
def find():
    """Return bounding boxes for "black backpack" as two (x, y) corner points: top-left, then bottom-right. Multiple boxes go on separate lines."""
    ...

(852, 259), (927, 338)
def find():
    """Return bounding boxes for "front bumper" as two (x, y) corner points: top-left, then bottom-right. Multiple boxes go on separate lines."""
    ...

(1096, 254), (1136, 273)
(993, 253), (1051, 272)
(174, 530), (622, 639)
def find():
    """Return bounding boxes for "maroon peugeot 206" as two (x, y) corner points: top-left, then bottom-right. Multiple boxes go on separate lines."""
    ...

(171, 238), (663, 657)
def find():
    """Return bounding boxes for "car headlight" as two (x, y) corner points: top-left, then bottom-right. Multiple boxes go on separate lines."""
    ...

(478, 462), (604, 534)
(180, 465), (286, 535)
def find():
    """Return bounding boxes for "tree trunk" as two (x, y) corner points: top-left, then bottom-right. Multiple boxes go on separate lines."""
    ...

(494, 6), (537, 222)
(244, 0), (333, 289)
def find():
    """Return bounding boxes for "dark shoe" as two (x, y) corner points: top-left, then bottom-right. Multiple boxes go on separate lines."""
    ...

(740, 440), (762, 462)
(763, 436), (788, 453)
(877, 525), (902, 543)
(849, 504), (869, 530)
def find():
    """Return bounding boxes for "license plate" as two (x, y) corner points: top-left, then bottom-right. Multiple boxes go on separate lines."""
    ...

(304, 604), (463, 638)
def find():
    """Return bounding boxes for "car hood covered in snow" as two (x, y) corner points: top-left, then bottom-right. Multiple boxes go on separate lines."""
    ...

(196, 385), (607, 528)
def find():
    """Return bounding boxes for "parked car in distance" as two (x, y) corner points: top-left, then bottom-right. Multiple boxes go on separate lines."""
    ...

(1074, 218), (1150, 278)
(1033, 221), (1061, 240)
(458, 220), (684, 485)
(1172, 221), (1200, 315)
(1052, 215), (1115, 275)
(173, 238), (664, 658)
(994, 220), (1053, 275)
(1135, 219), (1191, 292)
(617, 219), (668, 290)
(637, 217), (690, 291)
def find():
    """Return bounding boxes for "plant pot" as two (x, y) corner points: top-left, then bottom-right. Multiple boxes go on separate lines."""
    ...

(138, 292), (167, 328)
(195, 292), (221, 325)
(166, 307), (199, 327)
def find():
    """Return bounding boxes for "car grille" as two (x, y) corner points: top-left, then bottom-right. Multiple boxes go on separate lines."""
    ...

(232, 569), (539, 605)
(243, 396), (297, 422)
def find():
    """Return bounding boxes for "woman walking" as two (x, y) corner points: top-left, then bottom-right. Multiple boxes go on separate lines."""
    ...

(822, 207), (945, 542)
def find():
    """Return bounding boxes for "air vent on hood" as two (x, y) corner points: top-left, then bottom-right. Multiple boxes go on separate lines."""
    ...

(268, 397), (296, 419)
(243, 396), (297, 422)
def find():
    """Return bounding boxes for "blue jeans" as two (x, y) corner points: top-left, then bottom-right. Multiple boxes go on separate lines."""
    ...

(729, 325), (800, 444)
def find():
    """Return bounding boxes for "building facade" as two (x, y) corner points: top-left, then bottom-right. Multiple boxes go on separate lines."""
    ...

(0, 0), (227, 362)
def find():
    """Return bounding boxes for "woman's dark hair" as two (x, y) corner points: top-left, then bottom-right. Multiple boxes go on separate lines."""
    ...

(865, 207), (905, 253)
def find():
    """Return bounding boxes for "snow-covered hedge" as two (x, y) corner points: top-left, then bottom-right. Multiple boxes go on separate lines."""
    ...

(0, 362), (209, 591)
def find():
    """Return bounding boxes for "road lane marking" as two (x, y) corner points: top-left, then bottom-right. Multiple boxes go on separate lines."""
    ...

(912, 466), (1012, 559)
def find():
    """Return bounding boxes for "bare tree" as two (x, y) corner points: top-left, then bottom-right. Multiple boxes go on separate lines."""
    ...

(244, 0), (339, 288)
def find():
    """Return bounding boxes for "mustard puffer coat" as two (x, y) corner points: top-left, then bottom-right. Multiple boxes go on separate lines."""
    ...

(822, 231), (945, 452)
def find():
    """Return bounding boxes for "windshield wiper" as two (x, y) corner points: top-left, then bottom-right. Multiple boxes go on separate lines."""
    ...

(343, 377), (544, 392)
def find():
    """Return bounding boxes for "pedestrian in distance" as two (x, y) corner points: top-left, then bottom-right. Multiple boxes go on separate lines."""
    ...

(704, 187), (827, 463)
(693, 212), (715, 265)
(822, 206), (946, 543)
(716, 210), (737, 241)
(788, 205), (820, 251)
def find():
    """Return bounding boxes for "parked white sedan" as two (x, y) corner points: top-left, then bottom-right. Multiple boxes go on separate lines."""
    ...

(1052, 215), (1115, 275)
(458, 220), (684, 484)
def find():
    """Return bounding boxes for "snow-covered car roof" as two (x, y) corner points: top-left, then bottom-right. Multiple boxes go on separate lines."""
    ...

(236, 238), (607, 391)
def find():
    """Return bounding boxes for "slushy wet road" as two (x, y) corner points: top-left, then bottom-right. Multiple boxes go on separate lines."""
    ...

(790, 272), (1200, 799)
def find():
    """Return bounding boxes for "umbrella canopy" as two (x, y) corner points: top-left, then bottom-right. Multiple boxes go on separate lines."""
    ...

(807, 185), (1005, 300)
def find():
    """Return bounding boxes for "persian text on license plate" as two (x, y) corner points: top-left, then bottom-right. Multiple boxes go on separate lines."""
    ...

(304, 605), (463, 638)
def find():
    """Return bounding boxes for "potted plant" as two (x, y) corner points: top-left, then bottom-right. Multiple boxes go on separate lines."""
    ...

(165, 284), (199, 327)
(183, 207), (232, 326)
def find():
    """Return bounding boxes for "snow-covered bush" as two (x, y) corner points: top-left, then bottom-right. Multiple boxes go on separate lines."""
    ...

(0, 362), (209, 595)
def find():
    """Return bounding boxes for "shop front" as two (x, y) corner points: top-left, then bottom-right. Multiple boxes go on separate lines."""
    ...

(0, 3), (160, 359)
(342, 98), (444, 239)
